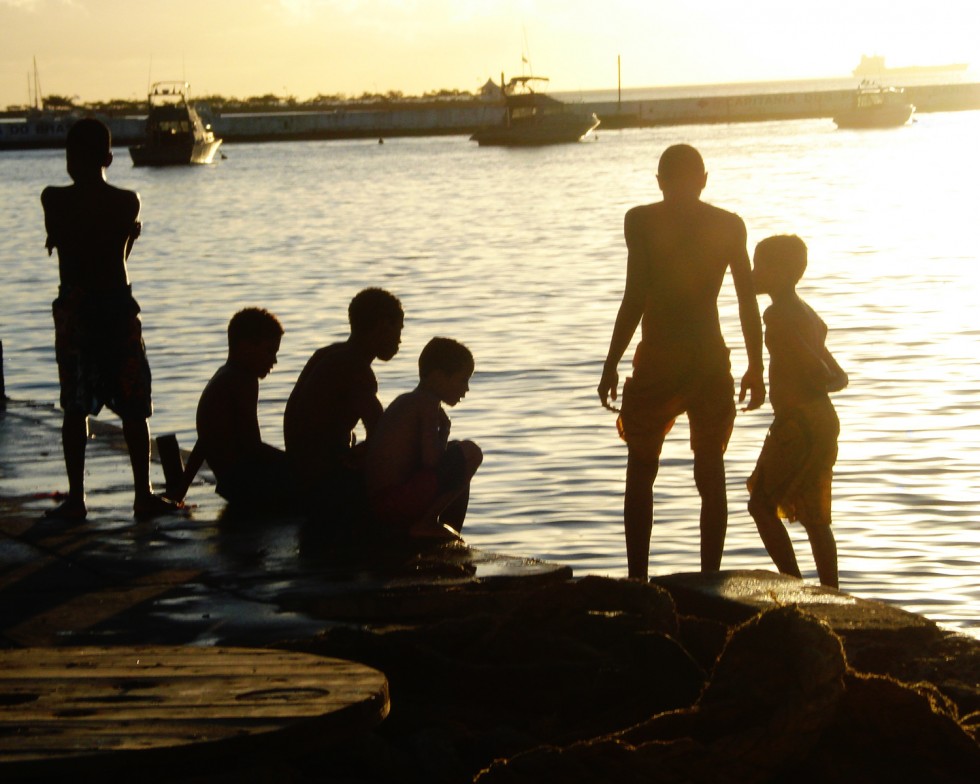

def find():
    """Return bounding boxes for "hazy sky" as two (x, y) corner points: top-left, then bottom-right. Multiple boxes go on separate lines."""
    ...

(2, 0), (977, 107)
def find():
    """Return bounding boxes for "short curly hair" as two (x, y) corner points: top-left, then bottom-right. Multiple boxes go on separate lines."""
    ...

(227, 307), (283, 348)
(418, 337), (473, 378)
(754, 234), (808, 285)
(348, 288), (404, 334)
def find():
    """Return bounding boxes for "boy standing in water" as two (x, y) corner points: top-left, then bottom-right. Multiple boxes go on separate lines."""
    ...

(365, 337), (483, 539)
(598, 143), (765, 580)
(748, 235), (848, 588)
(41, 118), (177, 519)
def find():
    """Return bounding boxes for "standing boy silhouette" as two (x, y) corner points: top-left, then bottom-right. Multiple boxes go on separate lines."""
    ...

(41, 118), (177, 519)
(748, 235), (848, 588)
(598, 144), (765, 579)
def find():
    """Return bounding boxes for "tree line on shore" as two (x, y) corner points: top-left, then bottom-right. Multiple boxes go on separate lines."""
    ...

(4, 86), (488, 117)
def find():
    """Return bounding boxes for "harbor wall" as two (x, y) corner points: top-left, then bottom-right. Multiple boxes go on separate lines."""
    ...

(586, 82), (980, 128)
(2, 82), (978, 150)
(211, 104), (506, 142)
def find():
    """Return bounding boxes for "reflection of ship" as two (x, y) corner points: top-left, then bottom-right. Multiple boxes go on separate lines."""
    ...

(129, 82), (223, 166)
(852, 55), (968, 78)
(833, 82), (915, 129)
(470, 75), (599, 147)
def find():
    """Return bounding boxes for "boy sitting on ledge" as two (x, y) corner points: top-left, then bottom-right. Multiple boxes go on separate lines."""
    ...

(365, 337), (483, 539)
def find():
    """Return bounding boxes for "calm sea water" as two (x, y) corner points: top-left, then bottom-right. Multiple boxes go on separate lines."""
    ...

(2, 109), (978, 638)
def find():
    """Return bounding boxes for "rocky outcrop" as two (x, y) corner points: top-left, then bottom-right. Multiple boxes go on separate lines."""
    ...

(284, 576), (979, 783)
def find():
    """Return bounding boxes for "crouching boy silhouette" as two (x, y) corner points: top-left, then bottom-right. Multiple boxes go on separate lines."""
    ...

(177, 307), (296, 509)
(366, 337), (483, 539)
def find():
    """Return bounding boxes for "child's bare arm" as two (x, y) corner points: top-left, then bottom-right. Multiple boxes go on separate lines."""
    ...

(419, 398), (445, 469)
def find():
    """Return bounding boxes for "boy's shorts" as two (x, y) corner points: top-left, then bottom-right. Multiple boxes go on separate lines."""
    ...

(617, 369), (735, 463)
(372, 442), (469, 530)
(748, 398), (839, 526)
(53, 287), (152, 420)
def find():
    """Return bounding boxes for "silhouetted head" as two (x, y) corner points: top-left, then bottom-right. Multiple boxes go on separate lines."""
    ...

(228, 307), (284, 348)
(418, 337), (474, 407)
(753, 234), (807, 295)
(65, 118), (113, 179)
(657, 144), (707, 201)
(227, 307), (284, 378)
(349, 287), (404, 361)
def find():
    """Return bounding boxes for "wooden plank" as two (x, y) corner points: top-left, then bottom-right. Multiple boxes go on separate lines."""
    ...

(0, 646), (389, 775)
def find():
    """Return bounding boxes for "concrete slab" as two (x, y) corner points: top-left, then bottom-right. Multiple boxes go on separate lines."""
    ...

(652, 569), (935, 634)
(0, 400), (573, 649)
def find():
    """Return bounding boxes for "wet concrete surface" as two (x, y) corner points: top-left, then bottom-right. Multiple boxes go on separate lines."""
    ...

(1, 397), (976, 660)
(0, 399), (572, 649)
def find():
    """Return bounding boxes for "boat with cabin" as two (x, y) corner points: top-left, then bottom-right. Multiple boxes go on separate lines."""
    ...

(833, 81), (915, 129)
(129, 82), (223, 166)
(470, 75), (599, 147)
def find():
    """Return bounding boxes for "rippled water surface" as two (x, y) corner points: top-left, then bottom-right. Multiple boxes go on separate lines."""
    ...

(2, 111), (978, 637)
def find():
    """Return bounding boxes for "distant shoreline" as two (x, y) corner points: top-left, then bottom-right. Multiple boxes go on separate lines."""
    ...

(3, 77), (979, 150)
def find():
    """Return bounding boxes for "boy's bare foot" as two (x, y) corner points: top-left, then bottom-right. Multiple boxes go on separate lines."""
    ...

(134, 493), (184, 519)
(44, 496), (88, 520)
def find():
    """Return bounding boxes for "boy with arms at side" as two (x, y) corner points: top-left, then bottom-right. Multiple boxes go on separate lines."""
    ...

(748, 235), (848, 588)
(366, 337), (483, 539)
(41, 117), (178, 519)
(598, 143), (765, 579)
(175, 307), (295, 508)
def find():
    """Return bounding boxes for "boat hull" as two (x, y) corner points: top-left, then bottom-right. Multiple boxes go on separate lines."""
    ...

(129, 138), (222, 166)
(833, 104), (914, 129)
(471, 113), (599, 146)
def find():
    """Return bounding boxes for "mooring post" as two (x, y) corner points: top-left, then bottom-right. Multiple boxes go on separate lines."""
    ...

(156, 434), (184, 498)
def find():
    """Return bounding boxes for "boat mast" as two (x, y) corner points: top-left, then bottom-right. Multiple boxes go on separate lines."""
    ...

(617, 55), (621, 113)
(32, 56), (42, 111)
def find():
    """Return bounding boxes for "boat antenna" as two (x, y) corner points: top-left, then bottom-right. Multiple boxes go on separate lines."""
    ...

(521, 25), (532, 76)
(617, 54), (622, 112)
(33, 56), (42, 111)
(147, 55), (153, 95)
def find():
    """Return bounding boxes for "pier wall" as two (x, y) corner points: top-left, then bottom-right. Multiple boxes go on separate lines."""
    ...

(586, 82), (980, 128)
(2, 82), (978, 150)
(211, 104), (506, 142)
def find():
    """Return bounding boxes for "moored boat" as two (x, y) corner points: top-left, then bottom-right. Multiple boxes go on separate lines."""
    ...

(833, 81), (915, 129)
(129, 82), (223, 166)
(471, 75), (599, 147)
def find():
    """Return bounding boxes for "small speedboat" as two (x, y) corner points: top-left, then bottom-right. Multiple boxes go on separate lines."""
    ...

(833, 82), (914, 130)
(471, 75), (599, 147)
(129, 82), (223, 166)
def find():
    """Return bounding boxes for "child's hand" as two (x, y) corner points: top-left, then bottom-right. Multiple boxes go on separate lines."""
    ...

(598, 366), (620, 412)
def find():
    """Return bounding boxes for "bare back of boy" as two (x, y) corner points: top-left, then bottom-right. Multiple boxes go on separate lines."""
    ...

(196, 363), (261, 481)
(629, 200), (744, 373)
(366, 389), (443, 492)
(284, 342), (382, 491)
(42, 180), (139, 292)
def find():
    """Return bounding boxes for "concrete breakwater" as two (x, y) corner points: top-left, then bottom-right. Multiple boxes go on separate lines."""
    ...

(2, 81), (979, 150)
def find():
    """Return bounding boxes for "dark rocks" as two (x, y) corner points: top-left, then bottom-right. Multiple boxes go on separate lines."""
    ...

(476, 604), (980, 784)
(286, 577), (978, 783)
